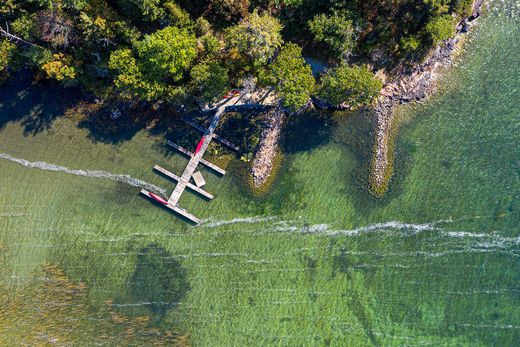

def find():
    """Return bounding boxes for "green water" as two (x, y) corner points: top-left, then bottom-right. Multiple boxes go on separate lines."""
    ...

(1, 1), (519, 345)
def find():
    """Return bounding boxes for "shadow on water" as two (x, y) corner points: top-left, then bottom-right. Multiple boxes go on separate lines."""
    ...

(0, 71), (81, 135)
(128, 244), (190, 323)
(333, 109), (414, 213)
(281, 110), (335, 154)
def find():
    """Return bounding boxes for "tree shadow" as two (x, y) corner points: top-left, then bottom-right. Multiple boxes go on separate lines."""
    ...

(281, 110), (336, 154)
(77, 102), (179, 145)
(0, 70), (82, 135)
(128, 244), (190, 324)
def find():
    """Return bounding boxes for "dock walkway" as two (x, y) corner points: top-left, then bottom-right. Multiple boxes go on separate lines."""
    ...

(167, 96), (239, 206)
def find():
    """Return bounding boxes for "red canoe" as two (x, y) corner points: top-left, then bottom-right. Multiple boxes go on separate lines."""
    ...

(195, 137), (205, 154)
(149, 192), (168, 205)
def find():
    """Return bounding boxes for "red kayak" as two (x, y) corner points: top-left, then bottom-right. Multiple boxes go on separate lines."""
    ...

(195, 137), (205, 154)
(224, 89), (240, 99)
(149, 192), (168, 205)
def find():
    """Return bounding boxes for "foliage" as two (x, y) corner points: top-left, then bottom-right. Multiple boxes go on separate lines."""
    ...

(109, 48), (164, 101)
(135, 26), (197, 82)
(41, 53), (78, 85)
(207, 0), (250, 24)
(190, 61), (229, 102)
(164, 2), (192, 28)
(225, 10), (283, 66)
(9, 13), (36, 40)
(425, 14), (456, 45)
(308, 13), (355, 59)
(399, 35), (422, 59)
(0, 0), (469, 104)
(318, 64), (382, 108)
(0, 39), (16, 73)
(259, 43), (315, 110)
(452, 0), (474, 18)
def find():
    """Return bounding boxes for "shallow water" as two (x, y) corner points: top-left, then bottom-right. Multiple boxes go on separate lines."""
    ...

(1, 0), (519, 345)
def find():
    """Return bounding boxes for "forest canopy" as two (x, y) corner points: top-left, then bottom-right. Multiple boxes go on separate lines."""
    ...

(0, 0), (467, 110)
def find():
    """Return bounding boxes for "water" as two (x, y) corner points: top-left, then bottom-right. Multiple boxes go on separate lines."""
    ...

(1, 1), (519, 345)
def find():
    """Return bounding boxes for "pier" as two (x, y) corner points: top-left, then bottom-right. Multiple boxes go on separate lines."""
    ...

(141, 95), (241, 224)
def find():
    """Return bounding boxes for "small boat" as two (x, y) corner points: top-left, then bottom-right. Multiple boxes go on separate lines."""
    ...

(195, 137), (205, 154)
(149, 192), (168, 205)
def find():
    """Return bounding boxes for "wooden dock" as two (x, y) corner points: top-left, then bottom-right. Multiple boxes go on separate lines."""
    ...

(167, 97), (238, 207)
(143, 95), (244, 224)
(154, 165), (213, 200)
(181, 117), (240, 152)
(140, 189), (200, 224)
(166, 140), (226, 175)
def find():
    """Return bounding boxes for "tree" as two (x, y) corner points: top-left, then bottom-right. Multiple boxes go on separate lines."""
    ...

(318, 64), (382, 108)
(0, 39), (16, 74)
(40, 53), (78, 86)
(135, 26), (197, 82)
(308, 13), (355, 59)
(259, 43), (315, 110)
(164, 1), (192, 28)
(190, 61), (229, 102)
(207, 0), (250, 24)
(109, 26), (196, 101)
(225, 10), (283, 66)
(117, 0), (165, 21)
(425, 14), (455, 45)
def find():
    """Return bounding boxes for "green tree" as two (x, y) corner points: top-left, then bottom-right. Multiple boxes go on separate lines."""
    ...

(259, 43), (315, 110)
(0, 39), (16, 74)
(425, 14), (456, 45)
(117, 0), (165, 21)
(452, 0), (474, 18)
(207, 0), (250, 23)
(308, 13), (355, 59)
(318, 64), (382, 108)
(164, 2), (192, 28)
(225, 10), (283, 66)
(190, 61), (229, 102)
(399, 35), (422, 59)
(135, 26), (197, 82)
(109, 26), (196, 101)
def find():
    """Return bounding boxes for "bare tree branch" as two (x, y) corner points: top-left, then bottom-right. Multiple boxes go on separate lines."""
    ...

(0, 22), (44, 49)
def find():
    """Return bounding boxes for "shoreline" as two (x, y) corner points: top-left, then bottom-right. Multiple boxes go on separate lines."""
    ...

(369, 0), (485, 197)
(249, 105), (285, 192)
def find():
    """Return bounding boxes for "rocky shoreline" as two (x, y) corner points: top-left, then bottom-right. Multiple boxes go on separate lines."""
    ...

(250, 105), (285, 189)
(370, 0), (485, 196)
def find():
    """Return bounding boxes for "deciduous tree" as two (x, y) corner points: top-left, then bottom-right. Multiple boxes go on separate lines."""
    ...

(225, 10), (283, 66)
(318, 64), (382, 108)
(259, 43), (315, 110)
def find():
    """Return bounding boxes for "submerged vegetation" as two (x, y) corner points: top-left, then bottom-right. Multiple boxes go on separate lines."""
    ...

(0, 0), (469, 111)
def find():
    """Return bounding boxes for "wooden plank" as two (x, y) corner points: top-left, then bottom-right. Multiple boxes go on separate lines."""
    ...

(154, 165), (213, 200)
(182, 118), (240, 152)
(212, 134), (240, 152)
(140, 189), (200, 224)
(166, 140), (226, 175)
